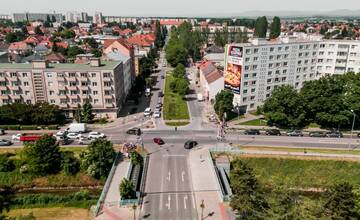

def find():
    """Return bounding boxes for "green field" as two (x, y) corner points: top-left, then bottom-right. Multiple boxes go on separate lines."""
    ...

(238, 157), (360, 189)
(240, 146), (360, 155)
(238, 118), (265, 126)
(165, 121), (190, 126)
(163, 73), (190, 120)
(7, 207), (91, 220)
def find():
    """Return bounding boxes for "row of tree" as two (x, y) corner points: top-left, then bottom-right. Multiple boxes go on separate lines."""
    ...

(169, 63), (189, 97)
(262, 72), (360, 129)
(165, 22), (205, 67)
(230, 159), (360, 219)
(0, 103), (66, 125)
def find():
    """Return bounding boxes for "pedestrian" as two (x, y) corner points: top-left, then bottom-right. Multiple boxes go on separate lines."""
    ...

(175, 126), (177, 132)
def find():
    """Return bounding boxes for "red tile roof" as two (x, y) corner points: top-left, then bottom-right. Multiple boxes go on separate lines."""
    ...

(160, 20), (184, 26)
(8, 41), (30, 50)
(103, 38), (132, 50)
(127, 33), (155, 47)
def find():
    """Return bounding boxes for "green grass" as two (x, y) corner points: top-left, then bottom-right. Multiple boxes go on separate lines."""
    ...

(165, 121), (190, 126)
(7, 207), (91, 220)
(240, 146), (360, 155)
(163, 73), (190, 120)
(238, 118), (265, 126)
(238, 157), (360, 189)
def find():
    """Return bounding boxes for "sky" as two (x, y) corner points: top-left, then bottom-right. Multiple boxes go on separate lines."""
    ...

(1, 0), (360, 17)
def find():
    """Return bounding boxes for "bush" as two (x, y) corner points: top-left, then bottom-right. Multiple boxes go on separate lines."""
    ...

(130, 151), (143, 166)
(46, 125), (59, 130)
(119, 178), (136, 200)
(61, 151), (80, 175)
(20, 125), (38, 130)
(0, 154), (15, 172)
(7, 125), (20, 130)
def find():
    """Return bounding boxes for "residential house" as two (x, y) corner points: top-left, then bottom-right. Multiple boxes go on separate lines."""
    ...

(197, 60), (224, 101)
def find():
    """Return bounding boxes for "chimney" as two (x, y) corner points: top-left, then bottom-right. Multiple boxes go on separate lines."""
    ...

(90, 58), (101, 67)
(32, 60), (48, 69)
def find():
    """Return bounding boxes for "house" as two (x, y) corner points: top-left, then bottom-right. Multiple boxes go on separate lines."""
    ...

(34, 44), (50, 55)
(127, 33), (155, 56)
(197, 60), (224, 101)
(45, 52), (66, 63)
(203, 45), (225, 67)
(8, 41), (32, 55)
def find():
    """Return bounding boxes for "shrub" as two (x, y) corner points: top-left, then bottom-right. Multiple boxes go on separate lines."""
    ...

(47, 125), (59, 130)
(61, 151), (80, 175)
(7, 125), (20, 130)
(130, 151), (143, 166)
(20, 125), (38, 130)
(119, 178), (136, 200)
(0, 154), (15, 172)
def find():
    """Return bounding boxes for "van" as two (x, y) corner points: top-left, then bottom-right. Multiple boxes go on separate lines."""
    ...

(66, 123), (88, 133)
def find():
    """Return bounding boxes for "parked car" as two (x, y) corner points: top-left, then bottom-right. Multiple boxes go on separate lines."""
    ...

(159, 91), (164, 97)
(244, 129), (261, 135)
(184, 140), (198, 149)
(155, 104), (162, 111)
(56, 130), (68, 137)
(161, 75), (165, 79)
(309, 131), (327, 137)
(0, 128), (5, 135)
(78, 137), (95, 145)
(287, 130), (303, 137)
(265, 129), (281, 136)
(0, 139), (12, 146)
(57, 137), (72, 145)
(126, 128), (142, 135)
(154, 111), (161, 118)
(326, 131), (343, 138)
(153, 138), (165, 145)
(88, 132), (106, 139)
(67, 132), (82, 140)
(144, 108), (152, 117)
(11, 134), (22, 141)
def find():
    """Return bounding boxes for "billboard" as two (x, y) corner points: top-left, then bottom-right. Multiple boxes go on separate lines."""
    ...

(224, 45), (243, 94)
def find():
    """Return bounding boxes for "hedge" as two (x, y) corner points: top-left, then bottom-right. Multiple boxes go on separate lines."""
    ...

(0, 125), (59, 131)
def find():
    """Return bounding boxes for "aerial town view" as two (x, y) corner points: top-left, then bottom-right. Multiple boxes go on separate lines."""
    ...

(1, 0), (360, 219)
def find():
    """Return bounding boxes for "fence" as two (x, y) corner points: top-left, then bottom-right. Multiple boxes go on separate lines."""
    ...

(93, 152), (123, 216)
(209, 146), (244, 154)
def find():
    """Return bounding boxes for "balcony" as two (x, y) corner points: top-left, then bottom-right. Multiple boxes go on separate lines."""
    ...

(9, 94), (22, 100)
(104, 95), (114, 99)
(59, 103), (69, 108)
(0, 85), (7, 90)
(80, 86), (90, 90)
(58, 94), (68, 99)
(8, 85), (20, 90)
(103, 77), (112, 82)
(69, 103), (79, 108)
(69, 94), (80, 99)
(0, 76), (6, 82)
(105, 103), (115, 108)
(66, 86), (78, 91)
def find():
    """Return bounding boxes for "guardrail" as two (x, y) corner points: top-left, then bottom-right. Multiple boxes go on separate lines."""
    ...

(120, 198), (139, 207)
(94, 152), (122, 216)
(209, 146), (243, 154)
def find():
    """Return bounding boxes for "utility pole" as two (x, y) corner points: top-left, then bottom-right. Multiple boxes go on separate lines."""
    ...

(200, 200), (205, 220)
(349, 109), (356, 149)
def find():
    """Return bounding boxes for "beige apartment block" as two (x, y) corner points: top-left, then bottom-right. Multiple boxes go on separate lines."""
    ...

(0, 59), (129, 119)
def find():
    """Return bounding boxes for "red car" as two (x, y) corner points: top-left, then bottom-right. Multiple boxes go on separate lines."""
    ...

(153, 138), (165, 145)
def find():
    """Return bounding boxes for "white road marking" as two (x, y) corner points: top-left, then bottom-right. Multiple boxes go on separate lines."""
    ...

(184, 195), (188, 209)
(166, 171), (171, 181)
(181, 171), (185, 182)
(191, 195), (196, 209)
(165, 195), (171, 210)
(163, 155), (186, 157)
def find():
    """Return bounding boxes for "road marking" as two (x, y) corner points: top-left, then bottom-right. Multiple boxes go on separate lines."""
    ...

(165, 195), (171, 210)
(167, 171), (171, 181)
(184, 195), (188, 209)
(181, 171), (185, 182)
(163, 155), (186, 157)
(191, 195), (196, 209)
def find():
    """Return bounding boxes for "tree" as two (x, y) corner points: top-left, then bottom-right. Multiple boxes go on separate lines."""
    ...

(165, 39), (188, 67)
(173, 63), (186, 78)
(174, 78), (189, 97)
(270, 16), (281, 39)
(34, 26), (44, 35)
(119, 178), (136, 199)
(323, 182), (359, 220)
(129, 151), (143, 166)
(83, 37), (99, 49)
(214, 29), (227, 47)
(230, 159), (269, 219)
(235, 28), (248, 43)
(67, 46), (84, 58)
(0, 154), (15, 172)
(61, 151), (80, 175)
(80, 139), (115, 179)
(81, 101), (94, 123)
(254, 16), (268, 38)
(5, 31), (25, 43)
(23, 135), (62, 175)
(214, 90), (234, 119)
(263, 85), (309, 128)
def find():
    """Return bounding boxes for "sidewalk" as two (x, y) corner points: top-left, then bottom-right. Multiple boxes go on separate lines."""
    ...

(96, 158), (137, 220)
(189, 145), (230, 220)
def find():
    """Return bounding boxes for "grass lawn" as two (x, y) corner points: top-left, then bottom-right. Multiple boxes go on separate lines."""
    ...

(165, 121), (190, 126)
(163, 73), (190, 120)
(7, 207), (90, 220)
(240, 146), (360, 155)
(238, 118), (265, 126)
(238, 156), (360, 189)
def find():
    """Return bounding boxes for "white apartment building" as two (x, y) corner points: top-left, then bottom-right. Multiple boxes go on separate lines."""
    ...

(224, 35), (360, 113)
(0, 59), (132, 119)
(66, 11), (88, 23)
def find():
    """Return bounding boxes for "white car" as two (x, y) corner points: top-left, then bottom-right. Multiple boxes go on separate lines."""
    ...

(88, 132), (106, 139)
(12, 134), (22, 141)
(144, 108), (152, 117)
(56, 131), (68, 137)
(154, 111), (161, 118)
(67, 132), (82, 140)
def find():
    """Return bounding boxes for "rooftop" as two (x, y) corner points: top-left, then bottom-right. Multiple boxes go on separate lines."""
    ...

(0, 61), (120, 70)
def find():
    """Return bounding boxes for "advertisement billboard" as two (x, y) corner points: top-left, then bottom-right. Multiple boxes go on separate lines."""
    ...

(224, 45), (243, 94)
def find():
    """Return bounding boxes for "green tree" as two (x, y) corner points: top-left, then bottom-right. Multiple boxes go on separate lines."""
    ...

(230, 159), (269, 219)
(129, 151), (143, 166)
(323, 182), (359, 220)
(173, 63), (186, 78)
(61, 151), (80, 175)
(214, 29), (227, 47)
(0, 154), (15, 172)
(34, 26), (44, 35)
(263, 85), (309, 128)
(23, 135), (62, 175)
(235, 28), (248, 43)
(81, 101), (94, 123)
(165, 39), (188, 67)
(270, 16), (281, 39)
(119, 178), (136, 199)
(5, 31), (25, 43)
(67, 46), (84, 58)
(80, 139), (115, 179)
(214, 90), (234, 119)
(83, 37), (99, 49)
(254, 16), (268, 38)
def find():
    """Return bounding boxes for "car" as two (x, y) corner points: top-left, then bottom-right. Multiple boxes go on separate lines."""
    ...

(0, 128), (5, 135)
(309, 131), (327, 137)
(155, 103), (162, 110)
(66, 132), (82, 140)
(358, 133), (360, 138)
(0, 139), (12, 146)
(326, 131), (343, 138)
(12, 134), (22, 141)
(154, 111), (161, 118)
(126, 128), (142, 135)
(159, 91), (164, 97)
(184, 140), (198, 149)
(244, 129), (261, 135)
(78, 137), (95, 145)
(265, 129), (281, 136)
(56, 130), (68, 137)
(57, 137), (72, 145)
(161, 75), (165, 79)
(144, 108), (152, 117)
(153, 138), (165, 145)
(287, 130), (304, 137)
(88, 132), (106, 139)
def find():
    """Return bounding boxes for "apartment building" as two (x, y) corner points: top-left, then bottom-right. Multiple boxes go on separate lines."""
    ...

(0, 59), (131, 119)
(224, 35), (360, 113)
(12, 13), (63, 23)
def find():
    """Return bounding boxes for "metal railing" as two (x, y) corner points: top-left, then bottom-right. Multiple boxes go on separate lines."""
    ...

(209, 146), (244, 154)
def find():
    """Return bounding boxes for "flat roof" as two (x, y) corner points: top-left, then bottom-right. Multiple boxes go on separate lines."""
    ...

(0, 61), (121, 70)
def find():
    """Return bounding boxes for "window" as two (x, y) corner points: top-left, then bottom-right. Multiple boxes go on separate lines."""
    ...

(91, 73), (96, 77)
(252, 73), (257, 77)
(103, 72), (111, 78)
(24, 82), (29, 86)
(268, 71), (272, 76)
(93, 91), (98, 95)
(242, 97), (247, 102)
(244, 74), (249, 78)
(251, 81), (256, 85)
(253, 57), (258, 61)
(47, 73), (53, 77)
(254, 48), (259, 53)
(266, 86), (271, 90)
(243, 89), (248, 94)
(270, 47), (274, 52)
(278, 47), (282, 51)
(22, 73), (27, 77)
(104, 82), (112, 87)
(10, 72), (17, 77)
(94, 99), (99, 104)
(245, 58), (250, 62)
(81, 73), (88, 77)
(49, 91), (54, 95)
(251, 88), (256, 93)
(68, 72), (76, 77)
(245, 49), (251, 54)
(26, 100), (31, 104)
(50, 99), (55, 104)
(92, 82), (97, 86)
(48, 82), (53, 86)
(285, 46), (289, 51)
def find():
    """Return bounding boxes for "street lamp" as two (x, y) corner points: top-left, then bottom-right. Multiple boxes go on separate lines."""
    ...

(350, 110), (356, 149)
(200, 200), (205, 220)
(131, 203), (137, 220)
